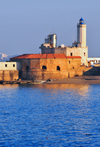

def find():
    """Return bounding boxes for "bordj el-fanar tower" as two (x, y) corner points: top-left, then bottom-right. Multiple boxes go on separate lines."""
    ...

(77, 18), (86, 48)
(40, 18), (88, 66)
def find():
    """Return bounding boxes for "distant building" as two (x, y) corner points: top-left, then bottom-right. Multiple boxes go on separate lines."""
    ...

(40, 18), (88, 66)
(88, 58), (100, 67)
(0, 53), (7, 59)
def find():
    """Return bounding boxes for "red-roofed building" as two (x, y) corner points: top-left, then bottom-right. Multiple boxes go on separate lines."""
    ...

(10, 53), (88, 80)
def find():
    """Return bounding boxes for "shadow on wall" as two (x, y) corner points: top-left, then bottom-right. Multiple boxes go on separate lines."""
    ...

(83, 67), (100, 76)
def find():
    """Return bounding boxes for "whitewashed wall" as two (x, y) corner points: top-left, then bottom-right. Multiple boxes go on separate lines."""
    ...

(0, 62), (21, 70)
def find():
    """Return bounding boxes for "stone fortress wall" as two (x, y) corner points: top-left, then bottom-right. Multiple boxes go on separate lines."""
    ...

(0, 70), (19, 81)
(11, 54), (91, 80)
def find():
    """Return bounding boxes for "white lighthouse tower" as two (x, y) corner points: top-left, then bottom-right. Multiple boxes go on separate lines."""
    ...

(77, 18), (86, 47)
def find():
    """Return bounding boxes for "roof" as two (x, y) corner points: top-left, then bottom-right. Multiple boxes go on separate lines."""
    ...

(10, 54), (81, 59)
(79, 18), (84, 24)
(80, 18), (84, 21)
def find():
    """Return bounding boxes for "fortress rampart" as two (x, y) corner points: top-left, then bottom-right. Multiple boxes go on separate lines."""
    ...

(0, 70), (19, 81)
(11, 54), (91, 80)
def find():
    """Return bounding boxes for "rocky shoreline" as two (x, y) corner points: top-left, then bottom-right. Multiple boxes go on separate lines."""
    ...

(1, 76), (100, 85)
(0, 80), (44, 85)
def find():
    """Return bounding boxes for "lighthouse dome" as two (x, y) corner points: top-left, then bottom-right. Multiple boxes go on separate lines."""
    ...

(79, 18), (84, 24)
(80, 18), (84, 21)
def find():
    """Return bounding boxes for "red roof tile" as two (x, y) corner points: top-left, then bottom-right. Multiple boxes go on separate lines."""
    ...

(66, 56), (81, 59)
(47, 54), (54, 58)
(40, 54), (47, 59)
(11, 54), (81, 59)
(10, 54), (30, 59)
(26, 54), (42, 59)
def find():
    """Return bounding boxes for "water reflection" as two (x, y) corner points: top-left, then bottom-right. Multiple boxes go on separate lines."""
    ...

(0, 83), (90, 96)
(0, 84), (19, 89)
(33, 84), (90, 96)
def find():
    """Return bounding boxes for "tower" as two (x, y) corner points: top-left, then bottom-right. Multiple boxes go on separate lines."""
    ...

(45, 34), (57, 48)
(77, 18), (86, 47)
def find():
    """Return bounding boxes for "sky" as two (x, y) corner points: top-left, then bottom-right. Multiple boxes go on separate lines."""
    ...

(0, 0), (100, 57)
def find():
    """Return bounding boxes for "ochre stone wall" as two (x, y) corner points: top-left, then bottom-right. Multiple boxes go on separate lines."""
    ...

(19, 58), (90, 80)
(0, 70), (19, 81)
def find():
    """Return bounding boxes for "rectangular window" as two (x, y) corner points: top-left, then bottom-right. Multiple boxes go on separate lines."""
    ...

(13, 64), (15, 67)
(70, 53), (72, 56)
(5, 64), (7, 67)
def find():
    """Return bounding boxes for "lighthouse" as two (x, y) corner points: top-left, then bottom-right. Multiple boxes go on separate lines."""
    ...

(77, 18), (86, 47)
(40, 18), (88, 66)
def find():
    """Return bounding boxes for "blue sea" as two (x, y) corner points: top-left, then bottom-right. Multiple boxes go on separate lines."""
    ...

(0, 84), (100, 147)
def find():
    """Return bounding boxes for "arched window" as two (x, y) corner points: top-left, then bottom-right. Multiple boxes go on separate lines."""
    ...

(42, 65), (47, 70)
(26, 66), (29, 71)
(70, 53), (73, 56)
(84, 52), (85, 56)
(69, 61), (70, 64)
(57, 66), (60, 71)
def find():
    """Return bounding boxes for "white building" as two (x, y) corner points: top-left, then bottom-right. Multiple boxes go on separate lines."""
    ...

(88, 58), (100, 66)
(40, 18), (88, 66)
(0, 62), (21, 70)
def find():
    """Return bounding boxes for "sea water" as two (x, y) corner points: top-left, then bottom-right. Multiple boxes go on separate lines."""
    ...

(0, 84), (100, 147)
